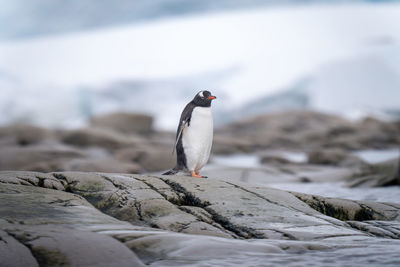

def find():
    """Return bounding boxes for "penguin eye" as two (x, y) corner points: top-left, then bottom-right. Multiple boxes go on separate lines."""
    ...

(203, 91), (211, 98)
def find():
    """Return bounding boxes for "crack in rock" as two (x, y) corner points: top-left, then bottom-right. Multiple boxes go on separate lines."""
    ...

(159, 178), (263, 239)
(203, 208), (265, 239)
(356, 204), (379, 221)
(16, 176), (37, 186)
(294, 194), (387, 222)
(135, 177), (169, 200)
(226, 182), (345, 228)
(347, 221), (400, 239)
(298, 195), (351, 221)
(134, 201), (144, 221)
(268, 229), (297, 240)
(5, 231), (65, 267)
(37, 177), (45, 188)
(52, 173), (76, 193)
(137, 176), (239, 237)
(102, 175), (127, 190)
(161, 179), (211, 208)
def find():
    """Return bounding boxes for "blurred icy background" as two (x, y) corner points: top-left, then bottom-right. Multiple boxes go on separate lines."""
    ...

(1, 0), (400, 129)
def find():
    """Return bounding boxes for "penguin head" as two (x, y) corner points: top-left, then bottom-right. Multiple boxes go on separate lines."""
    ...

(192, 90), (217, 107)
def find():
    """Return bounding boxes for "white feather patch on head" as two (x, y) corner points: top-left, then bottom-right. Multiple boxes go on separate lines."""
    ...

(198, 91), (204, 98)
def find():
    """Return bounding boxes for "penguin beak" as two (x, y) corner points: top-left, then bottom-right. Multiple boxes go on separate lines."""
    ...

(208, 96), (217, 100)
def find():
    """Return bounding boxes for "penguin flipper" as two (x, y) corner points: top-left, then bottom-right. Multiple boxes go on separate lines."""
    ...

(172, 120), (187, 154)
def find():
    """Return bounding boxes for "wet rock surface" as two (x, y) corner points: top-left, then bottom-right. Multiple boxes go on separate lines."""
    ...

(1, 171), (400, 266)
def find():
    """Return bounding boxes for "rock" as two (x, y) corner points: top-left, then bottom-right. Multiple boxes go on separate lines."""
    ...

(22, 160), (67, 172)
(0, 145), (84, 171)
(0, 182), (145, 266)
(147, 130), (175, 146)
(216, 111), (400, 152)
(347, 158), (400, 187)
(59, 128), (142, 150)
(48, 172), (233, 238)
(212, 135), (254, 155)
(3, 171), (398, 240)
(114, 146), (175, 172)
(0, 171), (65, 190)
(0, 124), (52, 146)
(90, 112), (153, 135)
(307, 149), (365, 167)
(356, 117), (400, 149)
(136, 148), (175, 172)
(347, 221), (400, 239)
(1, 171), (400, 266)
(113, 147), (142, 162)
(0, 229), (39, 267)
(260, 155), (292, 165)
(291, 192), (400, 221)
(7, 225), (144, 267)
(204, 162), (356, 184)
(63, 158), (142, 173)
(216, 111), (353, 151)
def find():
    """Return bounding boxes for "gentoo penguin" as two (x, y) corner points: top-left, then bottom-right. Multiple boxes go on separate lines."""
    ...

(163, 90), (217, 178)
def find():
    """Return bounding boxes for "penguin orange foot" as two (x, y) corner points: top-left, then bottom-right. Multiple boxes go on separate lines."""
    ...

(196, 170), (208, 178)
(191, 171), (207, 178)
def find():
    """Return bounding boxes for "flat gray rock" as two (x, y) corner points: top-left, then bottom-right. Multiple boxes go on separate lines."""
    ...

(1, 171), (400, 266)
(0, 229), (38, 267)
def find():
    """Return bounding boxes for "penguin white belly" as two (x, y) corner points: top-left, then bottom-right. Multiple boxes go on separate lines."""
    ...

(182, 107), (213, 171)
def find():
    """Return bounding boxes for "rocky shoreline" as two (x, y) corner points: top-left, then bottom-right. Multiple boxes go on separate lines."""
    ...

(1, 171), (400, 266)
(0, 111), (398, 176)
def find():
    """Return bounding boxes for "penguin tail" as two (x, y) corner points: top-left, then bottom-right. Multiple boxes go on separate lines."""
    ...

(162, 165), (183, 175)
(162, 169), (177, 175)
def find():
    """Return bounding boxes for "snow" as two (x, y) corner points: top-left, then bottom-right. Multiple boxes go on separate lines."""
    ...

(1, 3), (400, 129)
(309, 54), (400, 119)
